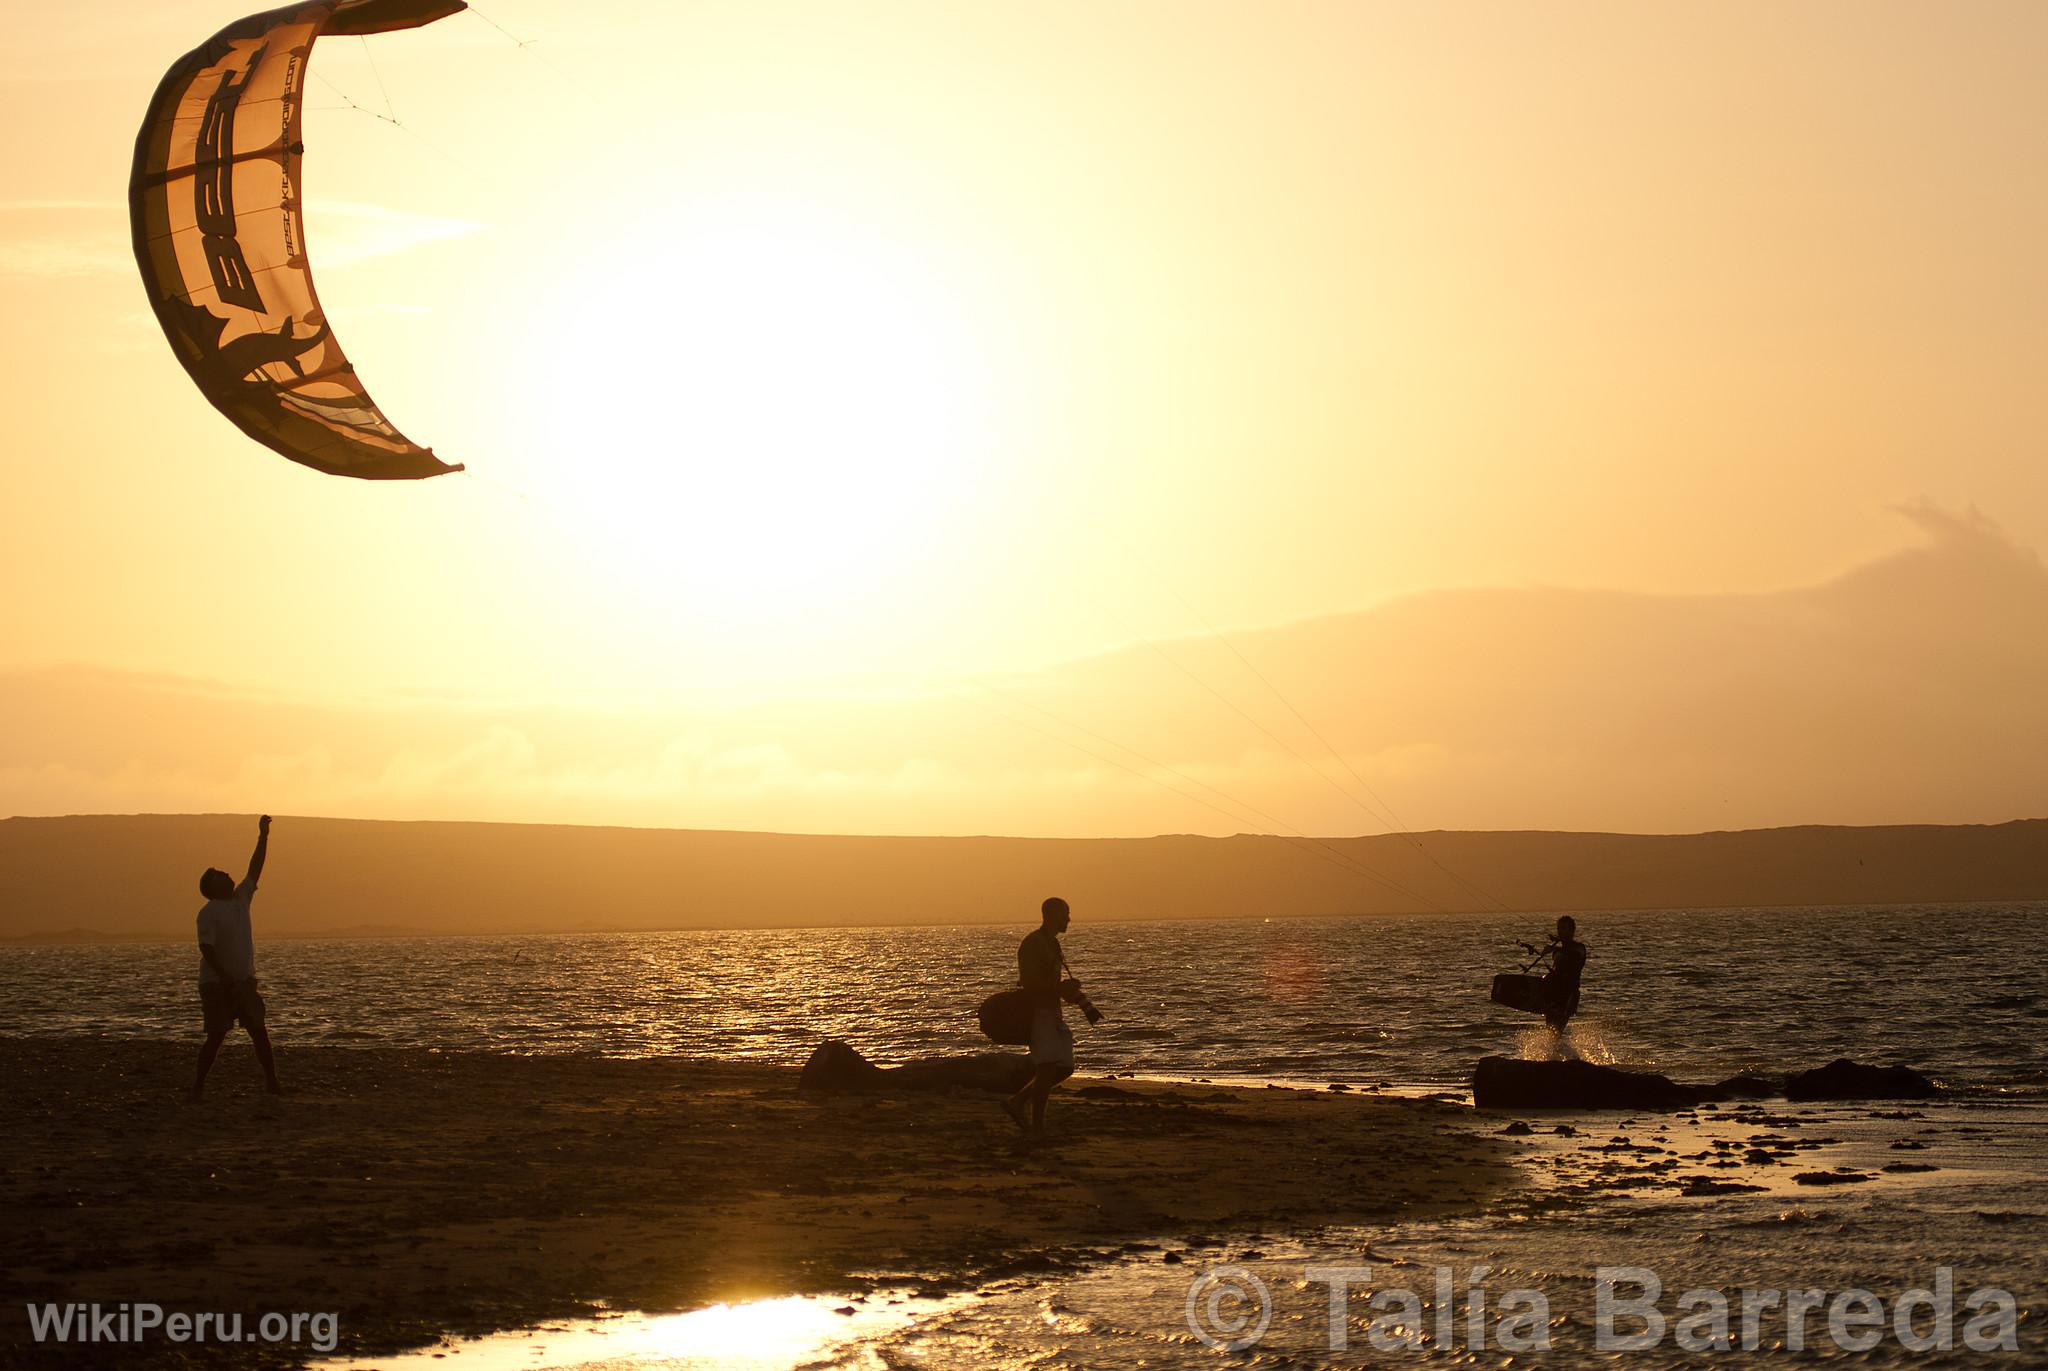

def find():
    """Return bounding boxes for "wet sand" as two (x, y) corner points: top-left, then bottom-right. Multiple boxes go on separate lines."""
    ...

(1, 1036), (1511, 1367)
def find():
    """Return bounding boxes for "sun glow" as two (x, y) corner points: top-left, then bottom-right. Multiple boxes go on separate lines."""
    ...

(638, 1296), (857, 1366)
(528, 191), (995, 637)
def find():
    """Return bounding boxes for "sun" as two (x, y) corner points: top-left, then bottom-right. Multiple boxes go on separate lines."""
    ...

(526, 189), (993, 637)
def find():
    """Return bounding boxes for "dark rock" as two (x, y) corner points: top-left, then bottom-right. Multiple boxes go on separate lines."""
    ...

(800, 1039), (1035, 1095)
(890, 1052), (1038, 1094)
(1705, 1073), (1780, 1101)
(1794, 1170), (1872, 1186)
(799, 1039), (887, 1092)
(1500, 1121), (1532, 1135)
(1473, 1056), (1703, 1111)
(1785, 1059), (1938, 1102)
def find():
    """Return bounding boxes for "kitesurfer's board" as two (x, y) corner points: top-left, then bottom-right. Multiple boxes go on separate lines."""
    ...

(1490, 973), (1556, 1016)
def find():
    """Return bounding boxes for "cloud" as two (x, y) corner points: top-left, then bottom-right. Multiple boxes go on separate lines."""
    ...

(0, 200), (124, 276)
(304, 200), (484, 267)
(0, 199), (480, 280)
(0, 239), (132, 278)
(0, 200), (114, 212)
(1, 505), (2042, 837)
(319, 303), (434, 320)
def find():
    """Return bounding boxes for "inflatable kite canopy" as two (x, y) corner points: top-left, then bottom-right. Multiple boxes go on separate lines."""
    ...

(129, 0), (467, 480)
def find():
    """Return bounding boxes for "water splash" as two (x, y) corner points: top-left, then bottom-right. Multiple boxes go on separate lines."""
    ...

(1562, 1020), (1616, 1065)
(1513, 1020), (1615, 1065)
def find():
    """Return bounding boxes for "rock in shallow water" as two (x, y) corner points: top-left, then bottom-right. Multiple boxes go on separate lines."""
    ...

(1473, 1056), (1940, 1111)
(1473, 1056), (1704, 1111)
(1784, 1058), (1939, 1102)
(1708, 1073), (1780, 1099)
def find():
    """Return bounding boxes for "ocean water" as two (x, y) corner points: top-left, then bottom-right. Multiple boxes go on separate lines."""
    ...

(11, 903), (2047, 1366)
(3, 902), (2045, 1099)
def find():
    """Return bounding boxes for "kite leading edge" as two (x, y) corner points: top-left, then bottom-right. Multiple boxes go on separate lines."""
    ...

(129, 0), (468, 480)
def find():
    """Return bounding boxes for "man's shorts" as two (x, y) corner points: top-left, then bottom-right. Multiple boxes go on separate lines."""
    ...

(1029, 1005), (1074, 1067)
(200, 980), (267, 1036)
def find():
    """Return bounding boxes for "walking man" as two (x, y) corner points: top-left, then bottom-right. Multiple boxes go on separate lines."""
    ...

(1004, 896), (1081, 1136)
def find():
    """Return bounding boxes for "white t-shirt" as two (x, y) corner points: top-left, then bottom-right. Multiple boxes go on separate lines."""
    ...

(197, 879), (257, 987)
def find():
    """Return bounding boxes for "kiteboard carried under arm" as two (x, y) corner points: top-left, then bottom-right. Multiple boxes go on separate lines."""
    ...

(129, 0), (467, 479)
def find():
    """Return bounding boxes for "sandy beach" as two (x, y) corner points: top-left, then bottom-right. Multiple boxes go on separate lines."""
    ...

(1, 1036), (1511, 1367)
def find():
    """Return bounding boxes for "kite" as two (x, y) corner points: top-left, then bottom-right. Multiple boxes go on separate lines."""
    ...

(129, 0), (467, 479)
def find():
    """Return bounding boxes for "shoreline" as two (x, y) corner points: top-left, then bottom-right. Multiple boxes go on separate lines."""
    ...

(2, 1036), (1513, 1367)
(7, 895), (2045, 948)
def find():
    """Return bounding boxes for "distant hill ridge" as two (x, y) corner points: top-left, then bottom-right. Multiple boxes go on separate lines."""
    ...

(1, 813), (2044, 942)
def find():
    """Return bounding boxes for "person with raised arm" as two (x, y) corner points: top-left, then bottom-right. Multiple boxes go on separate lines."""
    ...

(190, 815), (282, 1101)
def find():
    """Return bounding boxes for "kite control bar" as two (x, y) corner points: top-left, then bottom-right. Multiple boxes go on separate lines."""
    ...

(1514, 938), (1559, 975)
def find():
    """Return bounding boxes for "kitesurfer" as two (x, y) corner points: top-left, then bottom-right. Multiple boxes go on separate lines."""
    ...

(1544, 914), (1588, 1032)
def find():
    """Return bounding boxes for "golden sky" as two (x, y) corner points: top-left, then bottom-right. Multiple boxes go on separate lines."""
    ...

(2, 1), (2044, 837)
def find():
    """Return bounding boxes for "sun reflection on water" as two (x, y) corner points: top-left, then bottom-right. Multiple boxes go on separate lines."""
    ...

(315, 1292), (945, 1370)
(640, 1297), (859, 1367)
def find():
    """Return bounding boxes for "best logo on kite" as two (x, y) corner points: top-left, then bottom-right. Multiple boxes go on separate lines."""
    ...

(129, 0), (467, 479)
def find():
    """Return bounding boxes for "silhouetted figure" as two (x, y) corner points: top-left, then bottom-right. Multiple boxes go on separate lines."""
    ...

(190, 815), (281, 1101)
(1544, 914), (1588, 1033)
(1003, 896), (1086, 1136)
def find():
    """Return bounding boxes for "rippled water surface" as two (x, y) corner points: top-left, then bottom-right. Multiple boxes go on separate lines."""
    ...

(3, 903), (2043, 1096)
(10, 903), (2046, 1367)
